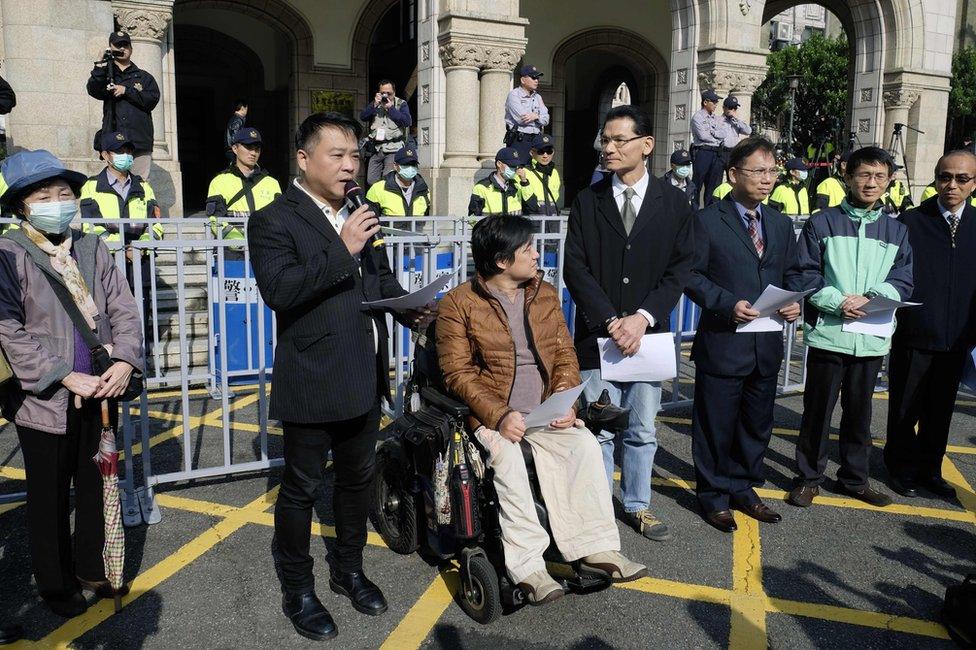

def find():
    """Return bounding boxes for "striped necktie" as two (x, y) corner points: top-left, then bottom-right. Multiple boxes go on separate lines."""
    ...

(948, 212), (961, 248)
(746, 209), (764, 256)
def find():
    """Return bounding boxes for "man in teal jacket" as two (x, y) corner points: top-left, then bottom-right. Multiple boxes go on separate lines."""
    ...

(788, 146), (913, 509)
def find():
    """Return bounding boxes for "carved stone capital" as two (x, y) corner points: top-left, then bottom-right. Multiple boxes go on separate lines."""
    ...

(697, 65), (766, 95)
(882, 87), (921, 110)
(482, 45), (525, 72)
(438, 41), (485, 70)
(115, 7), (171, 42)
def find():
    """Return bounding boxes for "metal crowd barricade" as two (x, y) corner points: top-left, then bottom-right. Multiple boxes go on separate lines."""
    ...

(0, 214), (814, 521)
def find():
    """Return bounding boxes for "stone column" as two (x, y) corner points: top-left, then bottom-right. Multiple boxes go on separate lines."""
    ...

(696, 49), (768, 126)
(114, 1), (172, 158)
(479, 46), (522, 161)
(439, 41), (483, 169)
(882, 72), (950, 200)
(882, 86), (920, 156)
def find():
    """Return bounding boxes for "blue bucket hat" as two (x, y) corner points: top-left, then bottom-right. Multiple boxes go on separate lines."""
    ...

(0, 150), (87, 204)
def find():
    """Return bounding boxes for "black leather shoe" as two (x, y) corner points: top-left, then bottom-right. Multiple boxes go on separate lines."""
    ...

(836, 482), (892, 507)
(703, 510), (737, 533)
(43, 591), (88, 618)
(734, 501), (783, 524)
(0, 624), (22, 645)
(920, 475), (957, 499)
(888, 475), (918, 498)
(330, 570), (388, 616)
(282, 591), (338, 641)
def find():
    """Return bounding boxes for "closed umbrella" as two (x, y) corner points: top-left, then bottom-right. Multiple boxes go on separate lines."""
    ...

(93, 400), (126, 612)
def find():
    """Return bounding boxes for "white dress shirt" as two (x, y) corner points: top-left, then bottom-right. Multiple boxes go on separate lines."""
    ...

(610, 169), (656, 327)
(292, 178), (379, 352)
(937, 198), (966, 225)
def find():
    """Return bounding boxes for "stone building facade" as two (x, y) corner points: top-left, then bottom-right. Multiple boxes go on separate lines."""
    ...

(0, 0), (960, 215)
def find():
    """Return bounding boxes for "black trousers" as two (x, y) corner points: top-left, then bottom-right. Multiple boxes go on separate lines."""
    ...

(273, 402), (380, 595)
(795, 348), (884, 489)
(693, 148), (725, 206)
(884, 344), (967, 479)
(16, 400), (110, 599)
(692, 368), (778, 512)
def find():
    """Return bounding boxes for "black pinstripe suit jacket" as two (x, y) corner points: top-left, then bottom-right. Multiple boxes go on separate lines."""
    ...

(247, 183), (407, 423)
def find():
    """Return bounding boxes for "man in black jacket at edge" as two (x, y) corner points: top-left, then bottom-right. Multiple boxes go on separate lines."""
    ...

(884, 150), (976, 500)
(248, 111), (430, 641)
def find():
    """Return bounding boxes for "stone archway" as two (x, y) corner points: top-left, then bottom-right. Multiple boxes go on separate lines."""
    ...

(549, 27), (670, 201)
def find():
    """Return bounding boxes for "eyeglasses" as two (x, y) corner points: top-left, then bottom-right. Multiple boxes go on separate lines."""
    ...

(851, 172), (891, 183)
(937, 172), (976, 185)
(600, 135), (645, 148)
(733, 167), (779, 179)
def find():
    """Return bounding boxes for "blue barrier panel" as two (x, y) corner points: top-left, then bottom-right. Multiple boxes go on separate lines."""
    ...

(211, 259), (274, 383)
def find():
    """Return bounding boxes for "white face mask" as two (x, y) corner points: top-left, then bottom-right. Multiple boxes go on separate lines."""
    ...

(26, 200), (78, 234)
(673, 165), (692, 179)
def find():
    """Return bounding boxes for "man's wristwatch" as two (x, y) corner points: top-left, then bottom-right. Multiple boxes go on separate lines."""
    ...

(863, 290), (879, 299)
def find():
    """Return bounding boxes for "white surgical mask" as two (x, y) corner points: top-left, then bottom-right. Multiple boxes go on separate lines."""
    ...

(26, 200), (78, 234)
(502, 165), (517, 181)
(674, 165), (692, 179)
(796, 170), (808, 181)
(398, 165), (418, 181)
(111, 152), (134, 172)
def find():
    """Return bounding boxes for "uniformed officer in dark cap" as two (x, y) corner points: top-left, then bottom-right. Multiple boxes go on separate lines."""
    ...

(768, 157), (810, 216)
(468, 147), (538, 217)
(365, 146), (430, 217)
(505, 64), (550, 157)
(523, 133), (561, 216)
(663, 149), (697, 209)
(206, 128), (282, 241)
(691, 89), (727, 206)
(721, 95), (752, 149)
(86, 30), (160, 180)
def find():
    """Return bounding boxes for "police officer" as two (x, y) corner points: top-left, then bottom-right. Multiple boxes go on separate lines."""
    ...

(505, 64), (550, 157)
(713, 170), (733, 202)
(365, 146), (429, 217)
(86, 31), (159, 179)
(206, 128), (282, 242)
(813, 150), (850, 212)
(360, 79), (412, 185)
(881, 170), (913, 214)
(80, 130), (162, 252)
(691, 89), (727, 206)
(721, 95), (752, 149)
(468, 147), (537, 217)
(768, 157), (810, 216)
(662, 149), (697, 208)
(523, 134), (561, 215)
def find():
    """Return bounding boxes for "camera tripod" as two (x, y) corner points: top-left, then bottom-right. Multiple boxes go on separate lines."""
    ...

(887, 122), (925, 197)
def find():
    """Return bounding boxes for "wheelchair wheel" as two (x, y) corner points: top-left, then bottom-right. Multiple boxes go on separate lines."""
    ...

(458, 554), (502, 624)
(369, 440), (419, 555)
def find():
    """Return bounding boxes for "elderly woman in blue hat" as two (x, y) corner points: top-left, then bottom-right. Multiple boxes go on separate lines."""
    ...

(0, 150), (142, 619)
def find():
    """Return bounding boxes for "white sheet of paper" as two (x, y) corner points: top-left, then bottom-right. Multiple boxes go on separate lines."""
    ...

(523, 378), (589, 429)
(374, 127), (386, 141)
(736, 285), (815, 333)
(840, 297), (920, 337)
(598, 333), (677, 383)
(361, 266), (459, 311)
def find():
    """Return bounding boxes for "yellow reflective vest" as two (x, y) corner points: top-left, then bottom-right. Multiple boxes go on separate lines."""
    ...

(79, 168), (162, 248)
(524, 160), (561, 215)
(814, 175), (846, 212)
(365, 172), (430, 217)
(768, 181), (810, 216)
(919, 182), (976, 207)
(205, 165), (282, 239)
(713, 182), (733, 201)
(468, 174), (537, 217)
(881, 179), (913, 212)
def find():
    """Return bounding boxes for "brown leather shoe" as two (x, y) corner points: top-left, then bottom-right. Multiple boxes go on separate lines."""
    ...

(786, 485), (819, 508)
(703, 510), (737, 533)
(77, 577), (130, 599)
(836, 482), (892, 507)
(734, 501), (782, 523)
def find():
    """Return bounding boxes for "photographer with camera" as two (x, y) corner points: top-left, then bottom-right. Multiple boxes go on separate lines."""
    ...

(359, 80), (412, 186)
(86, 31), (159, 180)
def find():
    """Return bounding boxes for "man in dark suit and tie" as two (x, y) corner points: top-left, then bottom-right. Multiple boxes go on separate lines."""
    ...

(885, 150), (976, 500)
(685, 137), (802, 532)
(564, 104), (695, 542)
(247, 112), (415, 641)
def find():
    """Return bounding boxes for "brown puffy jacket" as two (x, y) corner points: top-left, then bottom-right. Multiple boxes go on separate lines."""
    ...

(436, 271), (580, 431)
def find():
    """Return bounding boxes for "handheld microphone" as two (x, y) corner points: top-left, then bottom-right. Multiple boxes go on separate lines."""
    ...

(344, 180), (385, 249)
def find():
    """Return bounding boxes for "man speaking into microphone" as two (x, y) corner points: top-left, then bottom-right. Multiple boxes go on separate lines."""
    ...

(247, 111), (419, 641)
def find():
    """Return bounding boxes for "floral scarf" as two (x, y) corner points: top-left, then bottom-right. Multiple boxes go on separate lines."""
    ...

(20, 221), (100, 331)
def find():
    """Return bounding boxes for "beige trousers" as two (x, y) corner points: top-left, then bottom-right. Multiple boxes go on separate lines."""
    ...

(475, 425), (620, 584)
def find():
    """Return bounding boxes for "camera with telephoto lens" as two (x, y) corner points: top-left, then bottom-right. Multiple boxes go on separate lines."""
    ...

(381, 92), (391, 104)
(96, 49), (123, 66)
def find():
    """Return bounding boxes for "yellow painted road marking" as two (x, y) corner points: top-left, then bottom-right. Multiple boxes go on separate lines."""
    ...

(766, 597), (950, 639)
(941, 455), (976, 521)
(0, 501), (24, 516)
(380, 567), (457, 649)
(730, 516), (767, 649)
(615, 576), (731, 606)
(0, 466), (25, 480)
(35, 487), (278, 648)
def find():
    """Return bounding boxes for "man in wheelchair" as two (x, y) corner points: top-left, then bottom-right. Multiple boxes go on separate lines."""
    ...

(435, 215), (648, 605)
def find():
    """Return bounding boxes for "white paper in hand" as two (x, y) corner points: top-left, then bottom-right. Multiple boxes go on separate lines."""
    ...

(841, 297), (920, 337)
(523, 377), (589, 429)
(362, 266), (460, 311)
(736, 285), (815, 333)
(598, 333), (677, 382)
